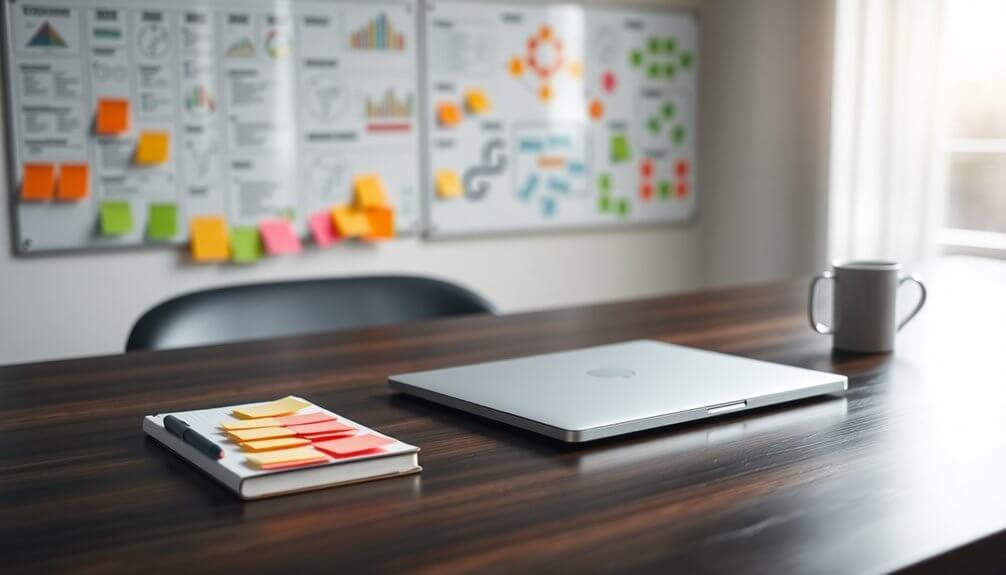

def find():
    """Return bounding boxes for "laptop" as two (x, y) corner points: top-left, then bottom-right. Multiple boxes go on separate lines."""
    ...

(389, 340), (847, 442)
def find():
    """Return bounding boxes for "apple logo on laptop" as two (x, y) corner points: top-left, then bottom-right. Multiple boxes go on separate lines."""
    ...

(587, 367), (636, 379)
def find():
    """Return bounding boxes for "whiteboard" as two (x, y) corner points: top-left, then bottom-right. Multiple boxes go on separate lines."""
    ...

(423, 1), (699, 236)
(4, 0), (421, 253)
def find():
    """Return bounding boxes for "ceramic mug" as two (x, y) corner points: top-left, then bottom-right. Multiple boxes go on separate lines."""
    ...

(808, 261), (927, 353)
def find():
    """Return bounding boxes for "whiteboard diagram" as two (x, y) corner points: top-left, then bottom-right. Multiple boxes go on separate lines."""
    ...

(424, 1), (699, 236)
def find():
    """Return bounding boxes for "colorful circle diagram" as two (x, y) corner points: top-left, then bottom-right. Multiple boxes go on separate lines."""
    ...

(508, 25), (582, 103)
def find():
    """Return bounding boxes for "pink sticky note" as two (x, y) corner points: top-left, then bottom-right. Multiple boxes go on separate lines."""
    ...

(287, 420), (356, 437)
(276, 412), (337, 427)
(314, 434), (394, 456)
(259, 219), (302, 255)
(309, 210), (339, 247)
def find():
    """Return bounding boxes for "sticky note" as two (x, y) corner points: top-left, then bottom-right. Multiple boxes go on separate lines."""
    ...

(364, 207), (394, 240)
(57, 163), (89, 201)
(287, 420), (355, 437)
(135, 131), (170, 165)
(464, 89), (491, 114)
(20, 163), (55, 201)
(228, 426), (297, 443)
(245, 446), (327, 469)
(314, 434), (394, 456)
(147, 203), (178, 240)
(190, 216), (229, 262)
(221, 418), (281, 431)
(241, 437), (311, 452)
(229, 227), (262, 264)
(276, 412), (337, 427)
(437, 101), (462, 127)
(233, 396), (311, 419)
(259, 218), (302, 255)
(259, 457), (330, 471)
(96, 98), (130, 135)
(610, 134), (631, 163)
(331, 206), (372, 238)
(100, 201), (133, 235)
(303, 432), (355, 442)
(352, 174), (388, 209)
(435, 169), (462, 199)
(309, 210), (339, 247)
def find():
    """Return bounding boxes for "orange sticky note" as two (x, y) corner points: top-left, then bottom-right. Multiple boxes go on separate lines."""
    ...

(275, 412), (336, 427)
(245, 446), (327, 468)
(96, 98), (130, 135)
(227, 426), (296, 443)
(437, 101), (462, 127)
(135, 131), (170, 165)
(20, 163), (55, 201)
(352, 174), (388, 209)
(190, 216), (229, 262)
(57, 163), (90, 201)
(313, 434), (394, 456)
(287, 420), (356, 437)
(220, 418), (281, 431)
(233, 396), (311, 419)
(364, 207), (394, 240)
(331, 206), (372, 238)
(241, 437), (311, 452)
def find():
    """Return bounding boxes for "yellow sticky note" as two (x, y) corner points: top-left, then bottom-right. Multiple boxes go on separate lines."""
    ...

(227, 426), (296, 442)
(232, 395), (311, 419)
(464, 89), (491, 114)
(245, 446), (326, 468)
(435, 169), (462, 199)
(241, 437), (311, 452)
(190, 216), (229, 262)
(352, 174), (388, 209)
(135, 131), (170, 165)
(220, 418), (281, 431)
(331, 206), (372, 238)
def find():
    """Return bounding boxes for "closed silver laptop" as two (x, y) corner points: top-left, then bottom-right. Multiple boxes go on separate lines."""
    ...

(389, 340), (847, 442)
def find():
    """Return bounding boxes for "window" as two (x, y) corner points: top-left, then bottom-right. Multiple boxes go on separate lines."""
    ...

(942, 0), (1006, 256)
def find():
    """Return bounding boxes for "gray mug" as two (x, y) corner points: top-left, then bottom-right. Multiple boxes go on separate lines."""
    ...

(809, 261), (927, 353)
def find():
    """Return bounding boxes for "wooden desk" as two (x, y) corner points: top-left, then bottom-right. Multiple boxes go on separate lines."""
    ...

(2, 257), (1005, 574)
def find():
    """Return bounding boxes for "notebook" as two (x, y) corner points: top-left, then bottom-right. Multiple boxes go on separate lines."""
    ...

(143, 396), (421, 499)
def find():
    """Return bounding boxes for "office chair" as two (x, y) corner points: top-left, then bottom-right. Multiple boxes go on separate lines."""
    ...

(126, 275), (495, 351)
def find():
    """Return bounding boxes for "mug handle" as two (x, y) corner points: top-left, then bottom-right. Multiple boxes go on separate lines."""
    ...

(897, 274), (927, 331)
(808, 271), (835, 334)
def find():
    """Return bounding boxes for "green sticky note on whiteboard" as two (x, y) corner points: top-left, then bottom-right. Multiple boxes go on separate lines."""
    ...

(100, 201), (132, 236)
(610, 134), (631, 163)
(230, 227), (263, 264)
(147, 203), (178, 240)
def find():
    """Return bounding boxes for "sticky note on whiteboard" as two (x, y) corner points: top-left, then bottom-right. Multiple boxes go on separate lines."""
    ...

(100, 201), (133, 236)
(57, 163), (90, 201)
(96, 98), (130, 135)
(229, 227), (262, 264)
(435, 169), (462, 199)
(147, 203), (178, 241)
(364, 207), (394, 240)
(464, 89), (491, 114)
(259, 219), (302, 255)
(352, 174), (388, 209)
(135, 131), (170, 165)
(309, 210), (339, 247)
(20, 163), (55, 201)
(436, 101), (462, 127)
(331, 206), (372, 238)
(189, 216), (229, 262)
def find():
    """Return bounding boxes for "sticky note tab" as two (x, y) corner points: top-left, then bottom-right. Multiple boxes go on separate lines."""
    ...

(331, 206), (372, 238)
(464, 89), (491, 114)
(611, 134), (631, 163)
(364, 207), (394, 240)
(314, 434), (394, 456)
(437, 101), (462, 127)
(21, 164), (55, 201)
(435, 169), (462, 199)
(57, 163), (89, 201)
(229, 227), (262, 264)
(100, 201), (133, 236)
(259, 456), (330, 471)
(221, 417), (281, 431)
(233, 396), (311, 419)
(135, 131), (170, 165)
(287, 420), (355, 437)
(303, 432), (355, 442)
(352, 174), (388, 209)
(259, 218), (302, 255)
(241, 437), (311, 452)
(245, 446), (327, 469)
(275, 412), (336, 427)
(309, 210), (339, 247)
(228, 426), (296, 443)
(96, 98), (130, 135)
(147, 203), (178, 240)
(190, 216), (229, 262)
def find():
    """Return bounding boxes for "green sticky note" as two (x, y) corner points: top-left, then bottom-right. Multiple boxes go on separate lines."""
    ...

(630, 49), (643, 67)
(659, 181), (671, 199)
(665, 38), (677, 53)
(147, 203), (177, 240)
(664, 64), (676, 79)
(598, 173), (612, 193)
(673, 124), (687, 144)
(648, 117), (661, 134)
(598, 195), (611, 212)
(616, 198), (630, 217)
(230, 227), (263, 264)
(100, 201), (133, 236)
(681, 52), (694, 69)
(610, 134), (631, 163)
(648, 37), (660, 53)
(663, 101), (676, 119)
(648, 63), (660, 79)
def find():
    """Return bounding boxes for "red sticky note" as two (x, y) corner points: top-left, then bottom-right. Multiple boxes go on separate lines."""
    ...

(259, 218), (302, 255)
(304, 432), (355, 442)
(309, 210), (339, 247)
(259, 457), (330, 471)
(276, 412), (336, 427)
(288, 420), (356, 437)
(314, 434), (394, 456)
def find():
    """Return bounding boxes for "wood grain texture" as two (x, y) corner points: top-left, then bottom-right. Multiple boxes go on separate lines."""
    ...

(2, 256), (1005, 574)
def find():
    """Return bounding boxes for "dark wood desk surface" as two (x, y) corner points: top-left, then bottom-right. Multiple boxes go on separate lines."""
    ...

(3, 257), (1005, 574)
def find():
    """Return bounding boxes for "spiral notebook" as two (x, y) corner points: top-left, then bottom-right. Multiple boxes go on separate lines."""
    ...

(143, 396), (421, 499)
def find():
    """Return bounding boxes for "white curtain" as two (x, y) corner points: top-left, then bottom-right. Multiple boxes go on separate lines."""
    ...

(828, 0), (948, 264)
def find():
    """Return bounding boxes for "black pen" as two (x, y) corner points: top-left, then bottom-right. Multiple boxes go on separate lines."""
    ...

(164, 415), (224, 460)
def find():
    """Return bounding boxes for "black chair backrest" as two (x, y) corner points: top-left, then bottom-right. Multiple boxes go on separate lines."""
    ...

(126, 276), (495, 352)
